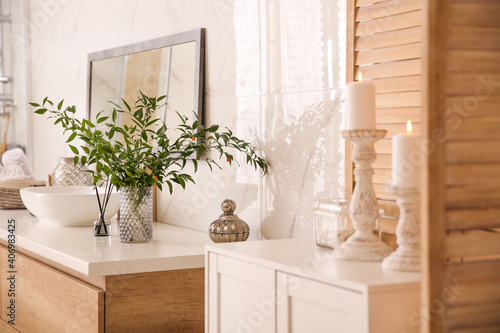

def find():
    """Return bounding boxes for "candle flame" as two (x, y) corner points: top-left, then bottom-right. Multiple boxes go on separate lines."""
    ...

(407, 120), (413, 134)
(357, 72), (363, 82)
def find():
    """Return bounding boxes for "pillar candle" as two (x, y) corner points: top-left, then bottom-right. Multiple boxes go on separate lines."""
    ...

(345, 72), (376, 130)
(392, 121), (421, 187)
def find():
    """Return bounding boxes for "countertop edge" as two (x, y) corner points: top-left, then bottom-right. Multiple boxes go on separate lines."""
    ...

(0, 212), (211, 277)
(205, 239), (421, 293)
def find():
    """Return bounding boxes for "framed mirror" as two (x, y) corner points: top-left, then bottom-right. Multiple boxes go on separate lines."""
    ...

(86, 28), (205, 133)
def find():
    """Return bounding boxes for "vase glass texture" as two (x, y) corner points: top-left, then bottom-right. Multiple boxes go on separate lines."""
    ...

(119, 186), (153, 243)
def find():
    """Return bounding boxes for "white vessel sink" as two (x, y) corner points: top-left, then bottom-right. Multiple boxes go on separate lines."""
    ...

(20, 186), (120, 227)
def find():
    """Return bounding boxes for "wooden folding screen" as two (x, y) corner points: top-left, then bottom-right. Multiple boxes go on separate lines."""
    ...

(423, 0), (500, 332)
(347, 0), (500, 331)
(346, 0), (424, 243)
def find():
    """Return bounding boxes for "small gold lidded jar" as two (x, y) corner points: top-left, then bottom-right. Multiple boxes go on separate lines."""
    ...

(208, 199), (250, 243)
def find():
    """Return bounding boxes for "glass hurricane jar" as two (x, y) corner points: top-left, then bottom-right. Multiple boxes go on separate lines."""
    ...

(314, 198), (354, 249)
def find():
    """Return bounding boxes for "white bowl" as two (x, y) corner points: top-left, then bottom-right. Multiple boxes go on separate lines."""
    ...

(20, 186), (120, 227)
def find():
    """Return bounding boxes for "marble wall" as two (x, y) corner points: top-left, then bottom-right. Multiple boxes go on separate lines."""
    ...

(22, 0), (346, 239)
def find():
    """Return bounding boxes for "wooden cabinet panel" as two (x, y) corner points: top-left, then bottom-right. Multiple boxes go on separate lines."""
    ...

(0, 247), (103, 333)
(0, 319), (19, 333)
(105, 268), (204, 333)
(0, 245), (204, 333)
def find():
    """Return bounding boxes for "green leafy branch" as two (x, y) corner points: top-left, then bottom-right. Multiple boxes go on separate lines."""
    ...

(30, 92), (268, 193)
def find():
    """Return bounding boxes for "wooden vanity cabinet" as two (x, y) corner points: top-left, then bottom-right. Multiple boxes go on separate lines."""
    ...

(0, 246), (103, 332)
(0, 246), (204, 333)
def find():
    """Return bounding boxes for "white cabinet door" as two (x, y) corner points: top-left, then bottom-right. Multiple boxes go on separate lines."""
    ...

(207, 253), (276, 333)
(276, 272), (365, 333)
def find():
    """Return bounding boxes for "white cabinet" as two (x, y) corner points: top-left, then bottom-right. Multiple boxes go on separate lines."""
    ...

(206, 239), (421, 333)
(276, 272), (364, 333)
(207, 253), (276, 333)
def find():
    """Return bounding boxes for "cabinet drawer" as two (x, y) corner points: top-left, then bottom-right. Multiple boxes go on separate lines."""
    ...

(207, 253), (276, 333)
(1, 247), (104, 333)
(277, 273), (364, 333)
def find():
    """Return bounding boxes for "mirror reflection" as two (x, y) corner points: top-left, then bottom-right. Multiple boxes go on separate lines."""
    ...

(87, 29), (205, 136)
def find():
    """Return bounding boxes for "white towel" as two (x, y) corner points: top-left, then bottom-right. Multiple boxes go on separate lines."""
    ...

(0, 164), (30, 181)
(2, 148), (34, 180)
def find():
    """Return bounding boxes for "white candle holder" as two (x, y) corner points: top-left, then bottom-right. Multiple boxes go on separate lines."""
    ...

(382, 185), (420, 271)
(333, 129), (393, 261)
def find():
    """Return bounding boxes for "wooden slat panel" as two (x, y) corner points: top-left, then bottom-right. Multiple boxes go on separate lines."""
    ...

(373, 153), (392, 169)
(447, 281), (500, 306)
(376, 91), (422, 108)
(378, 199), (399, 217)
(374, 183), (396, 200)
(446, 118), (500, 141)
(446, 73), (500, 95)
(447, 207), (500, 231)
(445, 95), (500, 119)
(445, 231), (500, 257)
(451, 324), (500, 333)
(383, 122), (422, 138)
(446, 163), (500, 186)
(373, 168), (391, 184)
(446, 183), (500, 209)
(376, 107), (421, 123)
(356, 59), (421, 79)
(355, 27), (422, 51)
(447, 260), (500, 282)
(356, 43), (421, 65)
(447, 141), (500, 163)
(449, 2), (500, 27)
(356, 0), (385, 7)
(447, 50), (500, 72)
(424, 0), (500, 331)
(374, 138), (392, 154)
(447, 26), (500, 50)
(350, 0), (423, 220)
(447, 302), (500, 330)
(372, 75), (421, 93)
(356, 0), (422, 22)
(379, 217), (398, 237)
(355, 10), (422, 36)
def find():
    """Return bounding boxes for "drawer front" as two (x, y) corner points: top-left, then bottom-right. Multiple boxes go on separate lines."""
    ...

(1, 247), (104, 333)
(277, 272), (365, 333)
(207, 253), (276, 333)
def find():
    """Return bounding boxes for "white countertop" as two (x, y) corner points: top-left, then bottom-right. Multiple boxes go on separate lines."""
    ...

(0, 209), (213, 277)
(206, 238), (421, 293)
